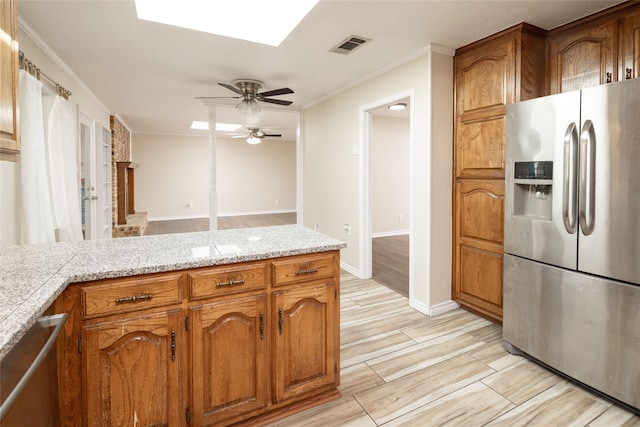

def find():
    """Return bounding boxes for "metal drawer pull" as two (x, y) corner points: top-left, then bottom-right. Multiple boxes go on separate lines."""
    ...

(216, 279), (245, 287)
(294, 268), (318, 276)
(115, 293), (153, 304)
(278, 309), (284, 335)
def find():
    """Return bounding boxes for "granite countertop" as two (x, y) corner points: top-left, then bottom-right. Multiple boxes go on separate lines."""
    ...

(0, 225), (346, 361)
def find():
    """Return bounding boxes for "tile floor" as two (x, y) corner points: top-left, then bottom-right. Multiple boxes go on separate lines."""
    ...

(266, 273), (640, 427)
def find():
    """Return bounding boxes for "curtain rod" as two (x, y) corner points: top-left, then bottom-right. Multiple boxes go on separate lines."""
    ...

(19, 51), (72, 100)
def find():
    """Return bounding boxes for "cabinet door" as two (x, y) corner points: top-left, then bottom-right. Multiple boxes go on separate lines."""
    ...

(272, 282), (338, 403)
(82, 309), (183, 427)
(189, 294), (268, 426)
(0, 0), (19, 159)
(548, 19), (617, 93)
(455, 38), (515, 178)
(620, 8), (640, 80)
(453, 180), (505, 322)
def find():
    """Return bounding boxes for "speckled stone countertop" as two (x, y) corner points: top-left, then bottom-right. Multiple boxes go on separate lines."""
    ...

(0, 225), (346, 361)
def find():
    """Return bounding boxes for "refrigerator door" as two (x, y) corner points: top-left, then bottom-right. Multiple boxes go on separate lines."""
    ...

(579, 78), (640, 285)
(505, 90), (580, 269)
(503, 254), (640, 411)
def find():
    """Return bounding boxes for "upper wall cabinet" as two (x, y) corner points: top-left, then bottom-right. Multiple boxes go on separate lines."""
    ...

(0, 0), (19, 161)
(547, 2), (640, 94)
(547, 19), (618, 93)
(620, 8), (640, 80)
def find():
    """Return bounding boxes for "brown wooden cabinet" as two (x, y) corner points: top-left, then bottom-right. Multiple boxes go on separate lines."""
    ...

(547, 18), (618, 93)
(452, 24), (545, 323)
(620, 7), (640, 80)
(57, 251), (341, 427)
(453, 180), (505, 318)
(0, 0), (19, 161)
(189, 294), (268, 426)
(82, 308), (184, 426)
(272, 281), (338, 403)
(547, 2), (640, 93)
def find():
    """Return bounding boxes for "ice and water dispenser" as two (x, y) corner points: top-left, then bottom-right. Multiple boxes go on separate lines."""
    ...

(512, 161), (553, 220)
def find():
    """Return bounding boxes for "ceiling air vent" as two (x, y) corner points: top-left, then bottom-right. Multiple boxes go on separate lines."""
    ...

(330, 35), (371, 55)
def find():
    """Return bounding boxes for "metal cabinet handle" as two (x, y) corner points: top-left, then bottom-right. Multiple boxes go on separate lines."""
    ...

(562, 123), (579, 234)
(579, 120), (596, 236)
(171, 330), (176, 361)
(115, 293), (153, 304)
(215, 279), (245, 287)
(606, 72), (612, 83)
(294, 268), (318, 276)
(626, 68), (633, 80)
(259, 312), (264, 340)
(278, 309), (283, 335)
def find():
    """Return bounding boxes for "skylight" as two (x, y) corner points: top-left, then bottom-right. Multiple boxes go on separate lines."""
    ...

(191, 121), (241, 131)
(134, 0), (319, 47)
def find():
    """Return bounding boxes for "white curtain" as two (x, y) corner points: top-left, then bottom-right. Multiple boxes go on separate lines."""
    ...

(19, 70), (55, 244)
(47, 96), (83, 241)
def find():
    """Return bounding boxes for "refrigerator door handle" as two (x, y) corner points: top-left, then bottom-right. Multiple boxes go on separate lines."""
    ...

(563, 122), (579, 234)
(579, 119), (596, 235)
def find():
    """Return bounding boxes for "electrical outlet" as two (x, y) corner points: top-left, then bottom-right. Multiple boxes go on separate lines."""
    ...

(344, 224), (351, 235)
(187, 202), (193, 208)
(399, 214), (404, 221)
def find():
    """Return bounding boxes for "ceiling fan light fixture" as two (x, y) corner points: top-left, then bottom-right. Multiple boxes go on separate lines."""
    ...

(247, 136), (262, 145)
(236, 98), (261, 114)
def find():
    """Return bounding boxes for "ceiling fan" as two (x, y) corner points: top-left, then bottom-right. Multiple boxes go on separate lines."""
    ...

(198, 79), (294, 113)
(232, 127), (282, 144)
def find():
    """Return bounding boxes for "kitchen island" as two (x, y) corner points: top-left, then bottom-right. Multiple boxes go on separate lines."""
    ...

(0, 225), (346, 426)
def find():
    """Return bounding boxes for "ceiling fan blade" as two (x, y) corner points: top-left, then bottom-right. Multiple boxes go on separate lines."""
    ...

(195, 96), (241, 100)
(218, 82), (242, 95)
(230, 135), (247, 138)
(263, 133), (282, 137)
(258, 87), (294, 97)
(260, 98), (293, 106)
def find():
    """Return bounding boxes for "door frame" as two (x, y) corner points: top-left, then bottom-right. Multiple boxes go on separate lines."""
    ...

(359, 89), (414, 301)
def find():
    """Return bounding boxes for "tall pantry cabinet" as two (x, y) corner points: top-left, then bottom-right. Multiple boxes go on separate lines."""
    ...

(452, 24), (546, 323)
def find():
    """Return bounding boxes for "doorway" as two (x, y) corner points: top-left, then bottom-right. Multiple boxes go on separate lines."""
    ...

(360, 93), (413, 300)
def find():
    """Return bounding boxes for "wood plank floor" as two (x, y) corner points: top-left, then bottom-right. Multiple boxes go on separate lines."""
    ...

(266, 273), (640, 427)
(373, 235), (409, 298)
(144, 212), (297, 235)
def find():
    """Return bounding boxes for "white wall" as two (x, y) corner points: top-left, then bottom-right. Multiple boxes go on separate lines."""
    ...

(302, 48), (453, 313)
(371, 115), (409, 235)
(0, 23), (112, 248)
(132, 133), (296, 220)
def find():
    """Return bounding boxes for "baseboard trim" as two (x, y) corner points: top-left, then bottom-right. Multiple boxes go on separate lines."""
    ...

(149, 210), (296, 222)
(372, 230), (409, 238)
(218, 209), (296, 217)
(429, 300), (460, 316)
(148, 214), (209, 221)
(339, 262), (361, 278)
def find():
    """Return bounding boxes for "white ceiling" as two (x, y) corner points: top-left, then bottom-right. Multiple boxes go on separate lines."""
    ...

(18, 1), (624, 141)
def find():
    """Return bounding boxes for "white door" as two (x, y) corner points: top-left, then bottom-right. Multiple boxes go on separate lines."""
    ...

(97, 124), (113, 239)
(79, 112), (112, 239)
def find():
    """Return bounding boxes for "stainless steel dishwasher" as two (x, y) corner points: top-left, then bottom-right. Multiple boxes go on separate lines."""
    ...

(1, 313), (67, 426)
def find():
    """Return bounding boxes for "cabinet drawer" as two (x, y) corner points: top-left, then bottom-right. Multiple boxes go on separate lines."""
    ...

(81, 273), (183, 318)
(272, 253), (336, 286)
(188, 263), (267, 300)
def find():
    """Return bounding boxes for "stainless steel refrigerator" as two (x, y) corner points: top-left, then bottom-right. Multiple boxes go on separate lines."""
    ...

(503, 77), (640, 413)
